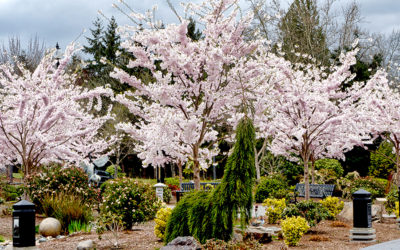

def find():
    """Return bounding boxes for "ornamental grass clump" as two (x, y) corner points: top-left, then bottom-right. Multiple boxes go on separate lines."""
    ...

(154, 207), (172, 240)
(263, 198), (286, 224)
(281, 216), (310, 246)
(164, 117), (256, 244)
(320, 196), (344, 220)
(41, 192), (92, 233)
(100, 178), (161, 230)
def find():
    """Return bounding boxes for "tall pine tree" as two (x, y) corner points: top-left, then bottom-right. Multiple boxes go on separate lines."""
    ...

(279, 0), (330, 65)
(83, 17), (106, 75)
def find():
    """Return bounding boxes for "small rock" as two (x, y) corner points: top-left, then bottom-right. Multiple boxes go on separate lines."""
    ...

(231, 232), (243, 243)
(56, 235), (65, 239)
(77, 239), (95, 250)
(161, 236), (202, 250)
(39, 237), (47, 243)
(39, 217), (61, 237)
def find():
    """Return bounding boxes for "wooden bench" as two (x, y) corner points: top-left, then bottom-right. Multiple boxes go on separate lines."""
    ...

(292, 184), (335, 203)
(176, 182), (220, 202)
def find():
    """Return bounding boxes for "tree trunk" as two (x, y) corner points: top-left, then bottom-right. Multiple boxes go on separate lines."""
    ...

(396, 146), (400, 186)
(311, 158), (315, 184)
(114, 164), (118, 179)
(193, 160), (201, 190)
(254, 145), (261, 182)
(304, 159), (310, 200)
(171, 164), (176, 177)
(178, 161), (183, 187)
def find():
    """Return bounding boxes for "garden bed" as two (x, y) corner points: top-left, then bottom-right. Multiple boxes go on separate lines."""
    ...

(1, 214), (399, 249)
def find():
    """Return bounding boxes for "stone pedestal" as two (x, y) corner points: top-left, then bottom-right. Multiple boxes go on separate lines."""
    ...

(350, 228), (376, 243)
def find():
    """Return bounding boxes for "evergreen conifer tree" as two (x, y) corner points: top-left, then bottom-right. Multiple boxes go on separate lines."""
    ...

(164, 117), (256, 244)
(83, 17), (105, 75)
(102, 16), (121, 68)
(279, 0), (330, 65)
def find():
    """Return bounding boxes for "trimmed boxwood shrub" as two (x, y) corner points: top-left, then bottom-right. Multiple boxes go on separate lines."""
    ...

(282, 200), (329, 227)
(254, 174), (288, 203)
(100, 178), (161, 229)
(281, 216), (309, 246)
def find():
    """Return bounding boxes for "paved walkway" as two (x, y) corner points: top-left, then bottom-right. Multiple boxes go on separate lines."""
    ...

(361, 239), (400, 250)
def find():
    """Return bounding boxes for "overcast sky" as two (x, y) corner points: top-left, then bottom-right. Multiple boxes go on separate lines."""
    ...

(0, 0), (399, 53)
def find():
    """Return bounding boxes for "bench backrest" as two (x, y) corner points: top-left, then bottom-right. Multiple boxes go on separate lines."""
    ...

(295, 184), (335, 198)
(181, 182), (194, 191)
(180, 182), (221, 191)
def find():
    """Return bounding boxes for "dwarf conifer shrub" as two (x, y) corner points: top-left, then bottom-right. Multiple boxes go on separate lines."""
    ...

(100, 178), (161, 229)
(320, 196), (344, 219)
(154, 207), (172, 240)
(263, 198), (286, 224)
(281, 216), (309, 246)
(164, 117), (256, 244)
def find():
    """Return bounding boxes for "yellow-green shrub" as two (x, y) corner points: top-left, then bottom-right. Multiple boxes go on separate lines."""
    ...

(281, 216), (310, 246)
(263, 198), (286, 224)
(320, 196), (344, 220)
(154, 207), (172, 240)
(396, 202), (399, 218)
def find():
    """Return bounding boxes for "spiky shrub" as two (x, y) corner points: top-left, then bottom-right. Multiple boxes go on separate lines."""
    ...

(320, 196), (344, 220)
(164, 117), (256, 244)
(263, 198), (286, 224)
(68, 220), (92, 234)
(281, 216), (310, 246)
(41, 192), (92, 233)
(100, 178), (161, 229)
(154, 207), (172, 240)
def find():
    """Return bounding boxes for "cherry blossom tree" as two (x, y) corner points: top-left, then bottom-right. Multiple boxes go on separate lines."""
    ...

(0, 45), (114, 179)
(265, 48), (373, 199)
(112, 0), (264, 189)
(362, 70), (400, 183)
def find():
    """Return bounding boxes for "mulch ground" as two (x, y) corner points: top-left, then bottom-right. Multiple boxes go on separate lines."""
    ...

(1, 200), (400, 250)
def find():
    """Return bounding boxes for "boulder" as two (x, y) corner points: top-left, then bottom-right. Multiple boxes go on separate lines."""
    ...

(371, 204), (382, 221)
(161, 236), (202, 250)
(337, 202), (352, 221)
(241, 226), (272, 243)
(76, 240), (95, 250)
(39, 217), (61, 237)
